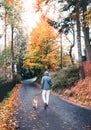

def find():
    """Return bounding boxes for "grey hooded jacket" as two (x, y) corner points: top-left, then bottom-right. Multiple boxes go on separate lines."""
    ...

(41, 71), (52, 90)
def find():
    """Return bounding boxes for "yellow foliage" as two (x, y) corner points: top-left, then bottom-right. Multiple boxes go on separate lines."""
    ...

(25, 18), (60, 70)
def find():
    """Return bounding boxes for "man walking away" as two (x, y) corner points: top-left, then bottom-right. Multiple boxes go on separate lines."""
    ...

(41, 71), (52, 110)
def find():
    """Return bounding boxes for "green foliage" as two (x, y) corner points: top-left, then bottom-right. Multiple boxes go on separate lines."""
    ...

(13, 73), (21, 83)
(50, 66), (79, 92)
(0, 76), (6, 84)
(6, 89), (13, 98)
(64, 91), (74, 97)
(14, 30), (28, 73)
(0, 51), (4, 67)
(0, 80), (16, 102)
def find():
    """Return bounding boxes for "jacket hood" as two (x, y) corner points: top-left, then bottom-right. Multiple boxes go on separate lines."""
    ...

(44, 71), (49, 76)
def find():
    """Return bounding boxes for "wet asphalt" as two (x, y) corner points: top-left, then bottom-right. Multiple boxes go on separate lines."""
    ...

(15, 78), (91, 130)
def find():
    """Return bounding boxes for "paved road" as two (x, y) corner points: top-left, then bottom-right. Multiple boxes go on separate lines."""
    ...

(15, 78), (91, 130)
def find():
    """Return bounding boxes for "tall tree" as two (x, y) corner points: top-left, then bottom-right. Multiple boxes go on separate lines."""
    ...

(35, 0), (91, 79)
(14, 29), (28, 74)
(4, 0), (22, 79)
(24, 17), (60, 71)
(76, 3), (84, 79)
(82, 0), (91, 61)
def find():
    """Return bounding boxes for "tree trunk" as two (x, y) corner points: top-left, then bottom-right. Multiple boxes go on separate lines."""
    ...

(76, 6), (85, 79)
(83, 27), (91, 61)
(11, 26), (14, 80)
(67, 23), (75, 65)
(4, 10), (7, 54)
(4, 10), (7, 78)
(60, 34), (62, 68)
(82, 0), (91, 61)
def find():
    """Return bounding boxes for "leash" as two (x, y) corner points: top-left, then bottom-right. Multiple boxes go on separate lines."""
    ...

(34, 90), (42, 97)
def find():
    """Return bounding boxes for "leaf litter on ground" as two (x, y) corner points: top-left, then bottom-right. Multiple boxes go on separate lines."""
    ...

(60, 77), (91, 108)
(0, 84), (21, 130)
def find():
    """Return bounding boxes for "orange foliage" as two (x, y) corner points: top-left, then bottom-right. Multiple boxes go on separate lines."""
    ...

(35, 0), (50, 12)
(35, 0), (44, 12)
(0, 84), (21, 130)
(6, 0), (14, 6)
(61, 77), (91, 108)
(25, 18), (60, 69)
(83, 61), (91, 77)
(6, 0), (20, 6)
(35, 0), (49, 6)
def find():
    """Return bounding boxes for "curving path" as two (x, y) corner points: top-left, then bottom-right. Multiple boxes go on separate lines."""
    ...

(15, 78), (91, 130)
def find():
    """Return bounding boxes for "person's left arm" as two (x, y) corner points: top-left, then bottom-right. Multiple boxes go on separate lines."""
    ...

(41, 77), (44, 89)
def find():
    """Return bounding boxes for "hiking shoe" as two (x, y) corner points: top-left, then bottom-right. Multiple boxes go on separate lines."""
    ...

(44, 103), (48, 110)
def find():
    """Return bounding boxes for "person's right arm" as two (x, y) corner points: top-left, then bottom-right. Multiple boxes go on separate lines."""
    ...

(49, 78), (52, 87)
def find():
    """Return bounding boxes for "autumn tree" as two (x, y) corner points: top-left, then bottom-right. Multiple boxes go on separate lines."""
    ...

(7, 0), (22, 79)
(24, 18), (60, 72)
(60, 0), (91, 78)
(0, 0), (23, 79)
(34, 0), (77, 66)
(14, 29), (28, 74)
(82, 0), (91, 61)
(35, 0), (91, 79)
